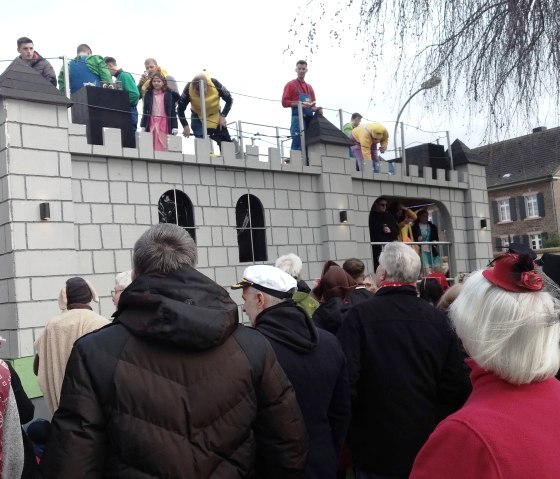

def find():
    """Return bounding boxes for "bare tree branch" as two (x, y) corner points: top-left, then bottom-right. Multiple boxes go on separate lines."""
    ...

(289, 0), (560, 138)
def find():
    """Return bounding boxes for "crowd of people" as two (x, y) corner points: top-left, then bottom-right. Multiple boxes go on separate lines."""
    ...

(6, 36), (560, 479)
(0, 222), (558, 478)
(12, 38), (391, 163)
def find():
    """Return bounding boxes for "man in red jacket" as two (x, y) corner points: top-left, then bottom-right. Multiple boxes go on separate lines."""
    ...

(282, 60), (322, 151)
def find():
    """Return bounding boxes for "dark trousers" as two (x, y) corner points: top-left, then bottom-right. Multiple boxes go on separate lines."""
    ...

(191, 114), (232, 150)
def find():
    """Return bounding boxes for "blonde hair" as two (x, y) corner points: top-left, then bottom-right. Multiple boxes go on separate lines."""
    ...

(436, 283), (462, 311)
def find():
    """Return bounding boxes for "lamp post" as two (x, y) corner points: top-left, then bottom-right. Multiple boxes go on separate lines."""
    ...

(394, 75), (442, 173)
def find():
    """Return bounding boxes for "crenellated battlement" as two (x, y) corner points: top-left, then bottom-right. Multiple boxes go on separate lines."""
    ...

(0, 91), (492, 360)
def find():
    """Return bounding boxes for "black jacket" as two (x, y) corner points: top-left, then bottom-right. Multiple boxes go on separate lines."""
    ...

(313, 297), (353, 336)
(337, 286), (471, 476)
(41, 266), (308, 479)
(177, 78), (233, 127)
(411, 220), (440, 257)
(369, 210), (399, 243)
(313, 290), (374, 336)
(140, 89), (180, 133)
(255, 302), (351, 479)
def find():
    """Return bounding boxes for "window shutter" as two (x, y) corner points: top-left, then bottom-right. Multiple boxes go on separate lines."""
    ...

(495, 237), (502, 250)
(518, 197), (526, 220)
(492, 201), (499, 223)
(542, 232), (549, 246)
(521, 234), (529, 246)
(509, 197), (517, 221)
(537, 192), (545, 217)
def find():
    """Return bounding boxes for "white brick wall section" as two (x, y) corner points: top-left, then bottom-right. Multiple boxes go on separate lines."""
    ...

(79, 225), (102, 250)
(161, 164), (182, 183)
(21, 125), (69, 151)
(89, 161), (109, 181)
(6, 123), (22, 148)
(108, 158), (133, 181)
(9, 148), (59, 176)
(91, 204), (114, 224)
(109, 182), (128, 204)
(101, 224), (122, 249)
(93, 250), (116, 274)
(127, 182), (150, 205)
(113, 205), (136, 224)
(27, 223), (75, 250)
(25, 176), (73, 201)
(18, 300), (59, 329)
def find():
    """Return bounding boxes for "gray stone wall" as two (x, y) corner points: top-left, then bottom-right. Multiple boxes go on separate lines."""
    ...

(0, 97), (492, 359)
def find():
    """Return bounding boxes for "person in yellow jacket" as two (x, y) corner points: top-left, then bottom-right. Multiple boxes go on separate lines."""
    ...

(137, 58), (179, 97)
(350, 122), (389, 172)
(177, 72), (234, 150)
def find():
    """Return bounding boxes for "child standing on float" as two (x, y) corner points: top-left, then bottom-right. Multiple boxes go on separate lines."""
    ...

(140, 72), (179, 151)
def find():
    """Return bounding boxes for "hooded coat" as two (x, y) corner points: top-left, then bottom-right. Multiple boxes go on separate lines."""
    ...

(255, 301), (351, 479)
(33, 280), (108, 414)
(40, 266), (308, 479)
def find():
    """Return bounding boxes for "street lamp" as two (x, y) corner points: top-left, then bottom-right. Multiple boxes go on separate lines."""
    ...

(393, 75), (442, 171)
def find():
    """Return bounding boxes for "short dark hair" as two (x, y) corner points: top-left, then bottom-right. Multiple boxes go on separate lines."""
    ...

(418, 277), (444, 306)
(374, 196), (389, 206)
(17, 37), (33, 48)
(104, 56), (116, 65)
(342, 258), (366, 280)
(133, 224), (197, 277)
(296, 60), (307, 67)
(351, 112), (362, 120)
(76, 44), (92, 55)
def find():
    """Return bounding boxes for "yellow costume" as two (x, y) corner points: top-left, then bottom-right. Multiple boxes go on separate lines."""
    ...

(188, 73), (221, 129)
(351, 122), (389, 160)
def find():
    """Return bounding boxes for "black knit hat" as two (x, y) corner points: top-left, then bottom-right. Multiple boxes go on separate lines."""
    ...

(65, 277), (93, 304)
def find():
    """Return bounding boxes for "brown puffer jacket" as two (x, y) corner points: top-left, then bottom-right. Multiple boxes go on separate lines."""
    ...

(40, 266), (308, 478)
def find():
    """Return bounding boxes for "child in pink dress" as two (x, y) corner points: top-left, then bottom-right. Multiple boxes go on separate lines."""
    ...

(140, 73), (179, 151)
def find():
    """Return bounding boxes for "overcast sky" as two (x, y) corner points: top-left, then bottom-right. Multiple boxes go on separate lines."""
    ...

(1, 0), (554, 155)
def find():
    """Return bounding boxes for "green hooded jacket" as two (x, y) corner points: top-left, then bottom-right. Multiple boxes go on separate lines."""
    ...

(58, 55), (112, 92)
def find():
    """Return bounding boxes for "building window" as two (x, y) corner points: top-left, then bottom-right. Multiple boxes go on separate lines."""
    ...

(526, 194), (539, 218)
(529, 233), (542, 250)
(500, 236), (510, 249)
(236, 194), (267, 263)
(158, 189), (196, 242)
(498, 199), (511, 222)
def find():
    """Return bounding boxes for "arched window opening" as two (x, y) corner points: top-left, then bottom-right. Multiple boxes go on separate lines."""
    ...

(158, 189), (196, 242)
(236, 194), (267, 263)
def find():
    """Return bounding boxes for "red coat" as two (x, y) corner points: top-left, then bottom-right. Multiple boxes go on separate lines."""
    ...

(411, 359), (560, 479)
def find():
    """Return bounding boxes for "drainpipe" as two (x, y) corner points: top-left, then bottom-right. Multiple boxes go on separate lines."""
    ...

(551, 177), (560, 235)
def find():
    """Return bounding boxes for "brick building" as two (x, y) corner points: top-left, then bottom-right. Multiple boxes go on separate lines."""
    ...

(472, 127), (560, 252)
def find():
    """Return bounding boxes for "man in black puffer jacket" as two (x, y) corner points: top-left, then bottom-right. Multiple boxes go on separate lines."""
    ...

(41, 224), (308, 479)
(233, 265), (351, 479)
